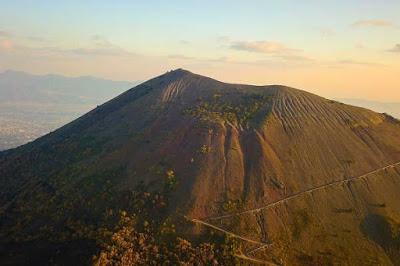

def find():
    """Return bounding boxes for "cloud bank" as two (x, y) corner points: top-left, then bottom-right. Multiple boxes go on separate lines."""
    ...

(387, 44), (400, 53)
(352, 20), (398, 28)
(230, 41), (298, 54)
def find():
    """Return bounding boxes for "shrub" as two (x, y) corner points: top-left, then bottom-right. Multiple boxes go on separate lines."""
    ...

(94, 212), (239, 266)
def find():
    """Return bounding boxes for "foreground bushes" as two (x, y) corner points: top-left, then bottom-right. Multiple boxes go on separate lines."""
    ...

(94, 212), (239, 266)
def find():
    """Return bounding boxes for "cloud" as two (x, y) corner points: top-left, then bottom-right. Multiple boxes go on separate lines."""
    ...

(56, 35), (133, 56)
(0, 30), (48, 44)
(228, 40), (313, 64)
(217, 35), (230, 43)
(2, 43), (134, 58)
(387, 44), (400, 53)
(91, 35), (115, 48)
(275, 54), (314, 62)
(26, 36), (48, 43)
(179, 40), (190, 45)
(0, 33), (138, 58)
(352, 19), (397, 28)
(168, 54), (195, 60)
(0, 30), (12, 38)
(337, 59), (383, 67)
(230, 40), (299, 54)
(0, 39), (14, 49)
(355, 43), (365, 49)
(319, 28), (335, 38)
(66, 47), (131, 56)
(168, 55), (232, 64)
(209, 56), (229, 63)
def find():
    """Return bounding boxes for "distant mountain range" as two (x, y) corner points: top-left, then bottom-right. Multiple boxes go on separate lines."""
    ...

(0, 70), (138, 150)
(338, 98), (400, 119)
(0, 69), (399, 265)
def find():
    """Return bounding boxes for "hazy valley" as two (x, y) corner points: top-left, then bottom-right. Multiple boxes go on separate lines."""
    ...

(0, 70), (137, 150)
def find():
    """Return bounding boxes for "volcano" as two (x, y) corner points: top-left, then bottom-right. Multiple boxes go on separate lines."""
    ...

(1, 69), (400, 265)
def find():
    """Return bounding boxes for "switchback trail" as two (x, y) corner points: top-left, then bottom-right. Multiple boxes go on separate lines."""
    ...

(206, 161), (400, 221)
(187, 218), (278, 265)
(188, 161), (400, 264)
(189, 218), (267, 245)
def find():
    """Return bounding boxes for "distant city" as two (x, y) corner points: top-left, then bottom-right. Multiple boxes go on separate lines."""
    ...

(0, 70), (138, 150)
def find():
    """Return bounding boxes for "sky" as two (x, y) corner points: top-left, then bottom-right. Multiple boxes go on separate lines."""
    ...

(0, 0), (399, 101)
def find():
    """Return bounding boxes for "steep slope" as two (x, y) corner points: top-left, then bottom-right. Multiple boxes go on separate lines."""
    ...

(0, 69), (400, 265)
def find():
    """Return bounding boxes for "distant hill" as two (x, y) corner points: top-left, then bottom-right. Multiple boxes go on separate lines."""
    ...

(338, 98), (400, 119)
(0, 70), (137, 150)
(0, 69), (399, 265)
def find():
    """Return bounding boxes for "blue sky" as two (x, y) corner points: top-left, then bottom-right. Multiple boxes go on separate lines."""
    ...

(0, 1), (399, 100)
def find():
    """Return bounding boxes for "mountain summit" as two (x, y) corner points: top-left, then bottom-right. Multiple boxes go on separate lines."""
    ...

(1, 69), (400, 265)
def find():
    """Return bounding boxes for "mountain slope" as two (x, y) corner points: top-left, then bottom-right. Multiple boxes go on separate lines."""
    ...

(1, 69), (400, 265)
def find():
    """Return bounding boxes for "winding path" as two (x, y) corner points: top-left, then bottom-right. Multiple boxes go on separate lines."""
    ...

(188, 161), (400, 263)
(206, 161), (400, 221)
(190, 218), (267, 245)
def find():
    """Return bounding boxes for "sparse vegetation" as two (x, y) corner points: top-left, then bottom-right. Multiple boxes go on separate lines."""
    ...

(199, 144), (212, 154)
(184, 93), (272, 126)
(165, 169), (178, 191)
(222, 199), (244, 213)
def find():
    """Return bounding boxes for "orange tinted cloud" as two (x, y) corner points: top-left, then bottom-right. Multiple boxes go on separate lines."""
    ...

(352, 19), (397, 28)
(0, 39), (14, 49)
(0, 30), (12, 37)
(230, 41), (299, 54)
(387, 44), (400, 53)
